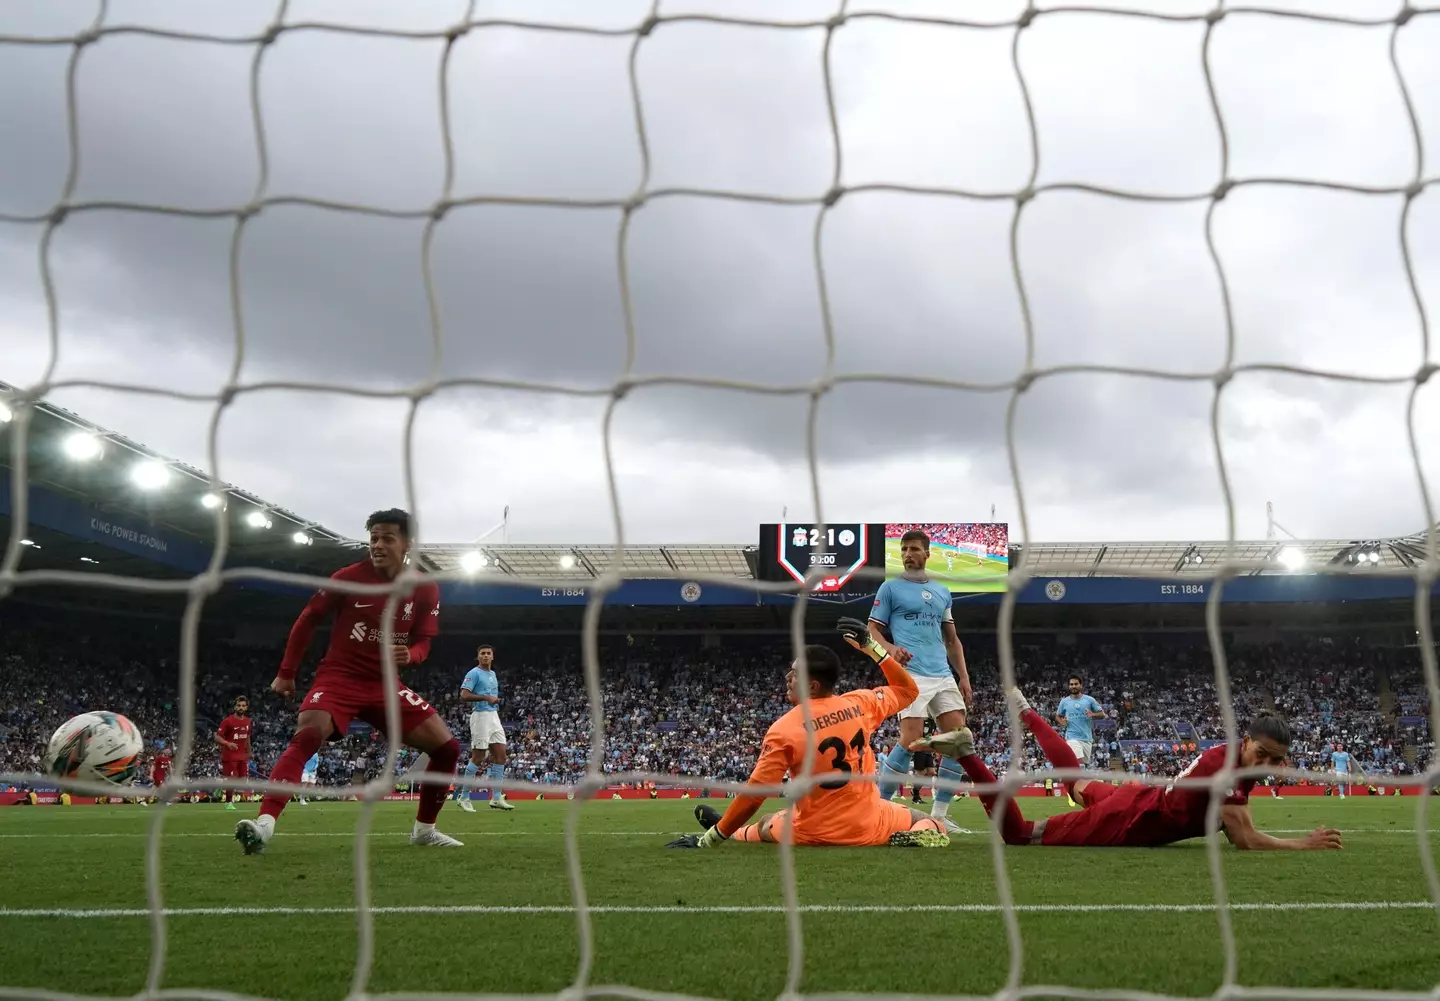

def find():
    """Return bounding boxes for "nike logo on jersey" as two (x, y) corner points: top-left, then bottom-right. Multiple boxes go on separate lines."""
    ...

(354, 602), (373, 608)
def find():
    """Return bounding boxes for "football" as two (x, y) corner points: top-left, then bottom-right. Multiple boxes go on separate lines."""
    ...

(43, 711), (145, 786)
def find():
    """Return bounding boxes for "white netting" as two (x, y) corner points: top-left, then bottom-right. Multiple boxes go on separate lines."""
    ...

(1, 3), (1438, 1001)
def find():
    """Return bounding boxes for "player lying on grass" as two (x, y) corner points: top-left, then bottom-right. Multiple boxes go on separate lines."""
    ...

(667, 618), (949, 849)
(235, 508), (463, 854)
(916, 690), (1343, 850)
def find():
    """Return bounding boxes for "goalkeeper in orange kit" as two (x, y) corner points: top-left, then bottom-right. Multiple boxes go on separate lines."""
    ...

(666, 618), (950, 849)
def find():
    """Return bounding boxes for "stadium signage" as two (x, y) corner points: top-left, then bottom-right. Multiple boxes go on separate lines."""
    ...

(439, 574), (1439, 607)
(89, 516), (169, 553)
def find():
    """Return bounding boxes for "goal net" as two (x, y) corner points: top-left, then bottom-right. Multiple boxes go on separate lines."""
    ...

(1, 2), (1438, 1001)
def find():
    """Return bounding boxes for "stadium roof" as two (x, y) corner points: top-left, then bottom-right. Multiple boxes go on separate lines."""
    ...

(0, 383), (360, 581)
(2, 383), (1433, 583)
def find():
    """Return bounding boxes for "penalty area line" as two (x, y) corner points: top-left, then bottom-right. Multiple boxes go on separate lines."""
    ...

(0, 902), (1433, 920)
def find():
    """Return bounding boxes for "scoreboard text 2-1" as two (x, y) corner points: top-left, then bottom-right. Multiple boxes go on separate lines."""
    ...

(756, 523), (885, 592)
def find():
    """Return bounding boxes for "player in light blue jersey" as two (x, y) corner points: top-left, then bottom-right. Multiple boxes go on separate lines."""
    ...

(1055, 675), (1105, 806)
(869, 529), (973, 820)
(1330, 745), (1352, 799)
(458, 644), (514, 811)
(298, 752), (320, 805)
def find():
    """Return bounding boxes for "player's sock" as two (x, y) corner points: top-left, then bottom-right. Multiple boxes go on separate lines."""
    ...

(416, 738), (461, 825)
(1019, 708), (1083, 801)
(487, 763), (505, 801)
(929, 757), (965, 819)
(878, 745), (913, 800)
(259, 726), (325, 821)
(954, 754), (1034, 847)
(458, 761), (479, 802)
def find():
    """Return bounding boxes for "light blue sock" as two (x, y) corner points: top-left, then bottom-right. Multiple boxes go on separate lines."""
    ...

(877, 745), (913, 800)
(487, 763), (505, 801)
(932, 757), (965, 814)
(458, 761), (478, 801)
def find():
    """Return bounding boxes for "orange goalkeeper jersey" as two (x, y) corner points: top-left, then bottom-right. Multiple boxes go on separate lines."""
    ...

(719, 657), (918, 845)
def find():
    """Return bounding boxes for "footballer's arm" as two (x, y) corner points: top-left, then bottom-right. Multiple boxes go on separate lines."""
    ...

(1220, 804), (1343, 851)
(875, 654), (920, 711)
(941, 620), (972, 705)
(710, 736), (793, 841)
(273, 581), (343, 694)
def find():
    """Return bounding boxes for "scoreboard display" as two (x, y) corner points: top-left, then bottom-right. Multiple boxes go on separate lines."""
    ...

(756, 523), (885, 592)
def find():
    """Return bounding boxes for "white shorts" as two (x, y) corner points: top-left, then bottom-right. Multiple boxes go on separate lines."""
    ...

(1065, 739), (1093, 763)
(469, 711), (506, 748)
(301, 772), (318, 785)
(898, 673), (967, 721)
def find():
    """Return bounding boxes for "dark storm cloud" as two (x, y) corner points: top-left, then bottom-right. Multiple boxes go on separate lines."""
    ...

(2, 1), (1438, 541)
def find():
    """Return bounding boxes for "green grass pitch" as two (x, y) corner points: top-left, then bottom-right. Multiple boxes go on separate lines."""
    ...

(2, 796), (1437, 998)
(884, 539), (1008, 593)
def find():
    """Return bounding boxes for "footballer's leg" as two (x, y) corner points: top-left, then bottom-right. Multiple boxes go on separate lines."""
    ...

(914, 726), (1037, 846)
(879, 715), (924, 800)
(400, 705), (464, 847)
(1007, 689), (1094, 805)
(236, 708), (337, 856)
(888, 805), (950, 848)
(486, 734), (513, 810)
(457, 715), (489, 813)
(929, 702), (968, 821)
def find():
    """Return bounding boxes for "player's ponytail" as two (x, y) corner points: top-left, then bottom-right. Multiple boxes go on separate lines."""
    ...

(1246, 711), (1291, 746)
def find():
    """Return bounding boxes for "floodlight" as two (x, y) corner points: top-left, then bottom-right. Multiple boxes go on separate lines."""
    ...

(1368, 550), (1381, 564)
(19, 539), (35, 546)
(1277, 546), (1305, 571)
(0, 400), (12, 423)
(201, 493), (223, 510)
(246, 510), (271, 529)
(63, 432), (102, 461)
(460, 551), (487, 573)
(292, 532), (312, 545)
(80, 556), (98, 564)
(559, 553), (576, 570)
(131, 461), (171, 490)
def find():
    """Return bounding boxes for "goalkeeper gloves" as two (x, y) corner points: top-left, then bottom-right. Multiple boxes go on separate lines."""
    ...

(837, 616), (888, 663)
(666, 825), (727, 849)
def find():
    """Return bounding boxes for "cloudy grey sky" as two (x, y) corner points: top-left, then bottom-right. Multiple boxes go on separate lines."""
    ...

(2, 0), (1438, 546)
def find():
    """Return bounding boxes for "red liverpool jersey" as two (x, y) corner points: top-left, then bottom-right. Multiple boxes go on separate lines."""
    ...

(278, 560), (440, 682)
(218, 715), (253, 761)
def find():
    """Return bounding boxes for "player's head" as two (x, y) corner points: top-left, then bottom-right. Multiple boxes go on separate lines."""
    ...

(1241, 712), (1292, 770)
(899, 530), (930, 571)
(785, 645), (840, 705)
(1067, 675), (1083, 695)
(365, 509), (412, 575)
(234, 695), (249, 717)
(477, 644), (495, 667)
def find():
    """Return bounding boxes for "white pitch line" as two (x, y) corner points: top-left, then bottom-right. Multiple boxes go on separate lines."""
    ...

(0, 902), (1433, 920)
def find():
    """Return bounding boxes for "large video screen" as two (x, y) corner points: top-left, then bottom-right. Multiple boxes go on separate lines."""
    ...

(756, 523), (886, 592)
(884, 522), (1009, 593)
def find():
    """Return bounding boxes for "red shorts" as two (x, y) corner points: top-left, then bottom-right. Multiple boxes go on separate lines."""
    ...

(1041, 782), (1156, 847)
(221, 759), (249, 779)
(300, 671), (438, 739)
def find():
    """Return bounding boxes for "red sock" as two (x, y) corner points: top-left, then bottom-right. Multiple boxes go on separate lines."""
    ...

(1021, 708), (1082, 799)
(417, 739), (460, 825)
(954, 754), (1034, 847)
(260, 726), (325, 820)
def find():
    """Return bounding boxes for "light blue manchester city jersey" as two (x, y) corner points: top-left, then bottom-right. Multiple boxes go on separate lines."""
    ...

(869, 577), (953, 679)
(463, 666), (500, 712)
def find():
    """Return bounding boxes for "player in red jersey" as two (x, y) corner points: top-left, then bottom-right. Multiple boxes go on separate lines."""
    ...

(235, 509), (462, 854)
(918, 689), (1343, 851)
(145, 745), (174, 805)
(216, 696), (253, 811)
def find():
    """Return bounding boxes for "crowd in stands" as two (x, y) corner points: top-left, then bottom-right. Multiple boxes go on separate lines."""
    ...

(1, 616), (1434, 792)
(887, 523), (1008, 559)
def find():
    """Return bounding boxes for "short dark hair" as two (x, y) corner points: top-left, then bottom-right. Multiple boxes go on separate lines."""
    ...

(478, 644), (494, 654)
(1068, 675), (1083, 686)
(900, 529), (930, 548)
(798, 645), (841, 693)
(366, 509), (412, 539)
(1247, 712), (1292, 746)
